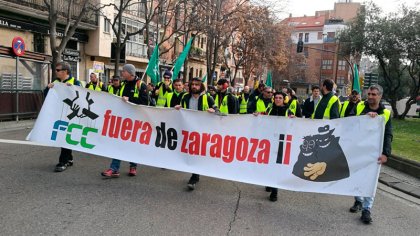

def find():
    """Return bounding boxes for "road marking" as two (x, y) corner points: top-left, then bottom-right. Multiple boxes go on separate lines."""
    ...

(0, 139), (49, 147)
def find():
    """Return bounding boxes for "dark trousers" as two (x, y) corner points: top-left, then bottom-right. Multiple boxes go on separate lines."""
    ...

(190, 173), (200, 181)
(59, 148), (73, 164)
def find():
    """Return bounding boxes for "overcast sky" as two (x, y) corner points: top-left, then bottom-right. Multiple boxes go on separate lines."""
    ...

(281, 0), (419, 18)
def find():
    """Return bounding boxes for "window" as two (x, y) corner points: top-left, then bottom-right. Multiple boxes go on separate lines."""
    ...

(304, 33), (309, 42)
(298, 33), (303, 41)
(322, 60), (333, 70)
(33, 33), (45, 53)
(337, 76), (346, 86)
(338, 60), (346, 70)
(317, 32), (323, 40)
(104, 18), (110, 33)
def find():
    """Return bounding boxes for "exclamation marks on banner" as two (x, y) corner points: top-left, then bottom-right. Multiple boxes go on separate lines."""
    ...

(276, 134), (292, 165)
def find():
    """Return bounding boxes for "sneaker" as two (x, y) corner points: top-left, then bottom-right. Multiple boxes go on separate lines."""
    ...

(54, 163), (67, 172)
(187, 178), (199, 190)
(349, 200), (362, 213)
(269, 192), (278, 202)
(361, 210), (372, 224)
(67, 160), (73, 166)
(128, 167), (137, 176)
(101, 169), (120, 178)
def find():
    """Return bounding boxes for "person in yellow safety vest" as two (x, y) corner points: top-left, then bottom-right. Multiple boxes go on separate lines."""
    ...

(101, 64), (149, 179)
(249, 86), (273, 114)
(107, 76), (121, 95)
(281, 87), (290, 104)
(302, 86), (322, 118)
(239, 86), (251, 114)
(45, 61), (81, 172)
(175, 77), (216, 191)
(340, 89), (362, 117)
(248, 83), (265, 107)
(285, 88), (303, 117)
(312, 79), (340, 119)
(214, 78), (238, 114)
(165, 79), (185, 107)
(154, 70), (173, 107)
(207, 85), (217, 99)
(348, 84), (392, 224)
(86, 72), (107, 92)
(261, 91), (296, 202)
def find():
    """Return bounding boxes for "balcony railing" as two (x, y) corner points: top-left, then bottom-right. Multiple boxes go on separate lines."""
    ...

(3, 0), (98, 26)
(126, 41), (148, 59)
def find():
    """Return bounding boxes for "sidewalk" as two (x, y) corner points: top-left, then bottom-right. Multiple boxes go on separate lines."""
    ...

(1, 119), (419, 199)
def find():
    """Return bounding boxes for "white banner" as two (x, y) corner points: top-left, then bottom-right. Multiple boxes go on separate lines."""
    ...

(28, 83), (385, 197)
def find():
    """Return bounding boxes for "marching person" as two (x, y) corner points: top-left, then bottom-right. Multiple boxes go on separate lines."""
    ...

(101, 64), (149, 178)
(155, 70), (173, 107)
(239, 86), (251, 114)
(107, 76), (121, 95)
(214, 79), (238, 114)
(349, 84), (392, 224)
(340, 89), (361, 117)
(264, 91), (295, 201)
(165, 79), (185, 108)
(175, 77), (215, 191)
(312, 79), (340, 120)
(86, 72), (107, 92)
(302, 86), (321, 118)
(285, 88), (303, 117)
(45, 61), (81, 172)
(248, 86), (273, 114)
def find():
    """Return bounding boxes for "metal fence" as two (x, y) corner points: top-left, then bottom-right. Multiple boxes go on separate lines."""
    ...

(0, 56), (50, 121)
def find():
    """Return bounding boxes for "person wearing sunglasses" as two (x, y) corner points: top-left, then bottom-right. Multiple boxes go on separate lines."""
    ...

(45, 61), (81, 172)
(248, 86), (273, 115)
(339, 89), (362, 118)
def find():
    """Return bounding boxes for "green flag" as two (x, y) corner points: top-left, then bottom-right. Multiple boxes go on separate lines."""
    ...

(172, 37), (194, 80)
(146, 44), (160, 85)
(352, 64), (360, 93)
(266, 71), (272, 87)
(202, 74), (207, 83)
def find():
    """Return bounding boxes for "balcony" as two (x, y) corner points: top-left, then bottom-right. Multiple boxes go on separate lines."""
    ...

(189, 47), (206, 60)
(1, 0), (98, 28)
(126, 41), (148, 59)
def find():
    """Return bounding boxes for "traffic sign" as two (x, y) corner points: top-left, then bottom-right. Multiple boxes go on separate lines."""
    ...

(12, 36), (25, 57)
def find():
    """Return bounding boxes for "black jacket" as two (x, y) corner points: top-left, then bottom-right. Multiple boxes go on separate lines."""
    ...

(215, 91), (238, 114)
(121, 77), (149, 105)
(288, 96), (303, 118)
(302, 96), (320, 118)
(313, 92), (340, 119)
(358, 101), (393, 157)
(268, 104), (293, 116)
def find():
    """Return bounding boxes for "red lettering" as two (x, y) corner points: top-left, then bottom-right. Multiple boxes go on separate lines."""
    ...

(109, 115), (122, 138)
(247, 138), (258, 162)
(257, 139), (270, 164)
(201, 133), (211, 156)
(188, 132), (200, 155)
(180, 130), (189, 153)
(236, 137), (248, 161)
(102, 110), (112, 136)
(131, 120), (143, 142)
(222, 136), (236, 163)
(120, 118), (133, 141)
(139, 122), (152, 144)
(209, 134), (222, 158)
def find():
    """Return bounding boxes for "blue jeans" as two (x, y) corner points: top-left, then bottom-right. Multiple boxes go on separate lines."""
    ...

(355, 196), (374, 210)
(110, 159), (137, 171)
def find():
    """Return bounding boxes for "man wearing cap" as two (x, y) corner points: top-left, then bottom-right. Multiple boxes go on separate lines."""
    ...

(349, 84), (392, 224)
(86, 73), (107, 92)
(215, 78), (238, 114)
(302, 86), (321, 118)
(101, 64), (149, 178)
(340, 89), (362, 117)
(154, 70), (173, 107)
(175, 77), (215, 190)
(45, 61), (81, 172)
(107, 75), (121, 95)
(312, 79), (340, 119)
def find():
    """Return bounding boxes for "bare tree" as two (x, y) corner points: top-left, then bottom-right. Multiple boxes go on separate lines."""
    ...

(44, 0), (92, 77)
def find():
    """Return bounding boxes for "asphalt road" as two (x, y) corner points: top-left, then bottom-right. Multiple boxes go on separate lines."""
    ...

(0, 128), (419, 236)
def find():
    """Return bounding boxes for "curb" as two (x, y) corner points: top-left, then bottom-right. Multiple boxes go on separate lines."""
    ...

(386, 155), (420, 179)
(379, 172), (420, 199)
